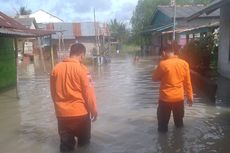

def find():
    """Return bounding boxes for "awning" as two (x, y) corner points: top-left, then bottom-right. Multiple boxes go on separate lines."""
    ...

(0, 28), (34, 37)
(141, 23), (174, 34)
(162, 22), (219, 35)
(0, 27), (57, 37)
(27, 29), (56, 37)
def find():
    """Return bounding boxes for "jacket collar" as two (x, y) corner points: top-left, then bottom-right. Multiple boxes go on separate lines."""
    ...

(165, 55), (178, 59)
(63, 58), (80, 63)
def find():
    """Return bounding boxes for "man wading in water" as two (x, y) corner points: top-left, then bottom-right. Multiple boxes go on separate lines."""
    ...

(50, 43), (97, 152)
(152, 43), (193, 133)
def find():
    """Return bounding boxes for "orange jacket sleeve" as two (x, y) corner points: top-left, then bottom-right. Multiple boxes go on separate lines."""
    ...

(79, 65), (97, 115)
(152, 63), (163, 81)
(184, 63), (193, 101)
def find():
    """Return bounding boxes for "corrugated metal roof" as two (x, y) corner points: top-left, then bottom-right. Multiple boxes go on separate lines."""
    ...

(158, 5), (220, 18)
(0, 11), (26, 29)
(0, 28), (56, 37)
(54, 23), (75, 39)
(188, 0), (229, 21)
(29, 29), (56, 37)
(74, 22), (110, 37)
(0, 11), (55, 37)
(0, 28), (34, 36)
(73, 23), (81, 36)
(80, 22), (96, 36)
(43, 22), (110, 39)
(15, 17), (37, 29)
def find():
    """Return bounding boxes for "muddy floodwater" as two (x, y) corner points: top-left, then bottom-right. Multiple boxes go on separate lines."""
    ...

(1, 57), (230, 153)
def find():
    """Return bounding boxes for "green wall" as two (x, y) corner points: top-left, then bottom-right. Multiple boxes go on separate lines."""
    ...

(0, 37), (16, 91)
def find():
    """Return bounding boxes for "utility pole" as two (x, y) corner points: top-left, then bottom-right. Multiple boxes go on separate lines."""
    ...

(171, 0), (176, 40)
(94, 8), (100, 65)
(94, 8), (97, 48)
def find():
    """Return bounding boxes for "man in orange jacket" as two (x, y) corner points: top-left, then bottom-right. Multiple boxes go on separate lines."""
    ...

(50, 43), (97, 152)
(152, 44), (193, 133)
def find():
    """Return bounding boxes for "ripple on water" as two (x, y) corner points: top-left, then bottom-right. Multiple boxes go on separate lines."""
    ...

(1, 57), (230, 153)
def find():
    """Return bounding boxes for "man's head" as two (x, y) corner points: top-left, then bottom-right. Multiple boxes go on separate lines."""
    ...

(162, 44), (174, 57)
(70, 43), (86, 61)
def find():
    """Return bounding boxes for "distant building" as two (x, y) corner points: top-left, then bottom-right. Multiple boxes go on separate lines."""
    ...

(29, 10), (110, 59)
(15, 16), (58, 63)
(29, 9), (64, 23)
(41, 22), (110, 58)
(149, 5), (219, 55)
(15, 17), (39, 57)
(15, 17), (38, 29)
(188, 0), (230, 79)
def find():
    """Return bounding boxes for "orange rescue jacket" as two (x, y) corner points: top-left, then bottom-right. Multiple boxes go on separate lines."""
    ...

(50, 58), (97, 117)
(152, 56), (193, 102)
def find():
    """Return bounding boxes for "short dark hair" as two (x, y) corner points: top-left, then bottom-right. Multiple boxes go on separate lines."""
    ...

(162, 41), (180, 53)
(70, 43), (86, 56)
(162, 44), (173, 53)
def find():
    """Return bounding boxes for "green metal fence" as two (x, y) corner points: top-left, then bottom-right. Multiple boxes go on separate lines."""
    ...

(0, 37), (16, 91)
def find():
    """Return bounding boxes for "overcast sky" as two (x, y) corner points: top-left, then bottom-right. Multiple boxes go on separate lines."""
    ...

(0, 0), (138, 23)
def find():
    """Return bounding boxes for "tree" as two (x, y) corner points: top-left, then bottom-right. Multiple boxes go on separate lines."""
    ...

(109, 19), (129, 43)
(16, 6), (32, 17)
(131, 0), (212, 45)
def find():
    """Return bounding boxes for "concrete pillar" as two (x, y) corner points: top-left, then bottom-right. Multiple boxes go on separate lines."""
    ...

(218, 3), (230, 79)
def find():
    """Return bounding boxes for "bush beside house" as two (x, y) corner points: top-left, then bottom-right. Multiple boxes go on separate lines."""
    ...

(180, 33), (218, 78)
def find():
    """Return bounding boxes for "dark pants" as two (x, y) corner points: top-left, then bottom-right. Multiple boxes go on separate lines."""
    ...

(157, 100), (184, 132)
(57, 115), (91, 152)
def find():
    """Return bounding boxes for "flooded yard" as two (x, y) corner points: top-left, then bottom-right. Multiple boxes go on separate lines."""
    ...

(1, 57), (230, 153)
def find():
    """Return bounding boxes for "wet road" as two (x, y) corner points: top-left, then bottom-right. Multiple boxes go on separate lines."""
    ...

(1, 57), (230, 153)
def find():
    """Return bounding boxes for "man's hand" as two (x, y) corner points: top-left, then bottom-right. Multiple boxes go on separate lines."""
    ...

(91, 112), (97, 122)
(187, 99), (193, 107)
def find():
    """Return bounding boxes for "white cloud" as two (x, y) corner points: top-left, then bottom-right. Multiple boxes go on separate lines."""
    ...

(0, 0), (138, 22)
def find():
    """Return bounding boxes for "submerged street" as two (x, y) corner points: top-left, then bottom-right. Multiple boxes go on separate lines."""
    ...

(1, 57), (230, 153)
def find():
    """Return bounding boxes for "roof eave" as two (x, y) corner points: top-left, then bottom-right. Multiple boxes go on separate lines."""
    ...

(187, 0), (228, 21)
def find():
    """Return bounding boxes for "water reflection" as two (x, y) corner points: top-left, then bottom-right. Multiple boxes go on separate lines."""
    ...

(0, 57), (230, 153)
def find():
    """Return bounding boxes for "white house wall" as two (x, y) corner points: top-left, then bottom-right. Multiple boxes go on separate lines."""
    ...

(30, 10), (63, 23)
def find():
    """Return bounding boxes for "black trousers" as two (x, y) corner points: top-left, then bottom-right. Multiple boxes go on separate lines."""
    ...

(57, 115), (91, 152)
(157, 100), (184, 132)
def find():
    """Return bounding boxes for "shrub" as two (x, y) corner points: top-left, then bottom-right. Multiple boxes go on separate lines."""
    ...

(180, 33), (217, 75)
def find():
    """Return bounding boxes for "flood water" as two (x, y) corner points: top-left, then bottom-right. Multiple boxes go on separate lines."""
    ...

(1, 56), (230, 153)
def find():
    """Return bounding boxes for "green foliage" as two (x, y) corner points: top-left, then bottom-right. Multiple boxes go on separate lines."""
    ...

(131, 0), (169, 45)
(109, 19), (129, 43)
(131, 0), (212, 45)
(180, 33), (217, 75)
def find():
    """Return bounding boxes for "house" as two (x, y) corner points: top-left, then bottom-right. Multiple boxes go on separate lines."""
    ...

(188, 0), (230, 79)
(0, 12), (34, 91)
(15, 16), (58, 65)
(149, 5), (219, 55)
(0, 11), (55, 91)
(29, 9), (64, 23)
(15, 17), (38, 29)
(29, 9), (110, 61)
(40, 22), (110, 60)
(73, 22), (110, 56)
(15, 17), (39, 57)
